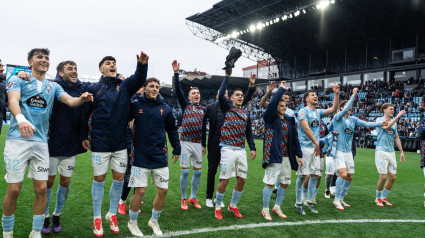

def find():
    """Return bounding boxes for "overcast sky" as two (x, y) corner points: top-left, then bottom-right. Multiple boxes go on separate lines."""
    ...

(0, 0), (254, 84)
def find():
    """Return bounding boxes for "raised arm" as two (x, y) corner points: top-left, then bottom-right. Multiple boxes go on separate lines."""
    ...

(218, 70), (232, 113)
(263, 82), (285, 123)
(242, 72), (257, 106)
(122, 51), (149, 96)
(381, 110), (406, 130)
(334, 89), (357, 120)
(260, 81), (276, 108)
(172, 60), (189, 109)
(60, 92), (93, 108)
(355, 119), (383, 128)
(324, 82), (340, 116)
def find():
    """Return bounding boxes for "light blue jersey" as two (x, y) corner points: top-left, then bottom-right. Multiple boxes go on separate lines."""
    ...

(6, 76), (66, 143)
(285, 107), (295, 117)
(376, 117), (397, 152)
(297, 106), (325, 148)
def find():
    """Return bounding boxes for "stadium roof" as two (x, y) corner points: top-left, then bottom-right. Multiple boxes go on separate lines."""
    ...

(186, 0), (425, 79)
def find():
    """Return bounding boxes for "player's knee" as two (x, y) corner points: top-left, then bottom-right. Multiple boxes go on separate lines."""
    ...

(34, 185), (47, 197)
(389, 174), (396, 181)
(7, 187), (21, 199)
(135, 188), (146, 197)
(379, 174), (388, 180)
(157, 188), (168, 196)
(94, 174), (106, 182)
(236, 177), (246, 185)
(59, 177), (71, 188)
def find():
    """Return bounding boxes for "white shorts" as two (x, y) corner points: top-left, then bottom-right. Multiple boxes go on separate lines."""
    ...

(298, 147), (321, 176)
(325, 156), (336, 175)
(91, 149), (127, 176)
(3, 139), (49, 183)
(423, 167), (425, 178)
(375, 150), (397, 175)
(335, 151), (355, 174)
(319, 157), (325, 176)
(263, 158), (291, 185)
(49, 156), (77, 177)
(128, 166), (169, 189)
(219, 147), (248, 179)
(180, 141), (203, 169)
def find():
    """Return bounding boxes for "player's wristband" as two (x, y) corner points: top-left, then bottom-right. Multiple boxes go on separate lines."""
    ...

(15, 114), (27, 124)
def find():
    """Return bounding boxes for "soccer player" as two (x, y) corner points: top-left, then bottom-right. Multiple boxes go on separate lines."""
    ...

(331, 88), (387, 210)
(83, 51), (149, 237)
(295, 83), (340, 214)
(261, 81), (303, 220)
(172, 60), (206, 210)
(38, 61), (91, 234)
(126, 77), (181, 236)
(203, 74), (256, 208)
(0, 59), (6, 133)
(2, 48), (93, 238)
(418, 123), (425, 206)
(260, 81), (296, 118)
(374, 104), (406, 207)
(214, 69), (256, 220)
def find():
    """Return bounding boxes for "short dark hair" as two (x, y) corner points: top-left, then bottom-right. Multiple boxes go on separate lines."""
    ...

(303, 90), (316, 101)
(381, 103), (394, 112)
(231, 88), (243, 96)
(56, 61), (77, 73)
(339, 100), (349, 109)
(27, 48), (50, 61)
(188, 87), (200, 95)
(144, 77), (160, 87)
(99, 56), (116, 68)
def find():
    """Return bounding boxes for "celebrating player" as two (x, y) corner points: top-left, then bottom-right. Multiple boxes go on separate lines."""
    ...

(295, 83), (339, 214)
(83, 51), (148, 237)
(2, 48), (93, 238)
(331, 88), (387, 210)
(261, 81), (302, 220)
(374, 104), (406, 207)
(126, 78), (181, 236)
(172, 60), (206, 210)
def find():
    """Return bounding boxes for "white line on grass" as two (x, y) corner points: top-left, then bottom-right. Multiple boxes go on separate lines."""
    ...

(146, 219), (425, 237)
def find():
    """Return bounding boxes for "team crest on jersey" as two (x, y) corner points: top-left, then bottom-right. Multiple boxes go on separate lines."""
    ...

(116, 86), (120, 91)
(46, 83), (51, 94)
(7, 82), (14, 88)
(160, 108), (164, 116)
(300, 112), (305, 117)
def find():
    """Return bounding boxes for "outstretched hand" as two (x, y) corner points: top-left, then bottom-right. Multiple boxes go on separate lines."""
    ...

(332, 82), (340, 94)
(172, 60), (180, 73)
(280, 81), (286, 89)
(225, 69), (232, 76)
(80, 92), (94, 102)
(17, 71), (31, 81)
(137, 51), (149, 64)
(249, 72), (257, 86)
(353, 87), (359, 96)
(268, 81), (276, 92)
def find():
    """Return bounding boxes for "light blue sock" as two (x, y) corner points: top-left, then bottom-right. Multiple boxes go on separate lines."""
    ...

(230, 189), (243, 207)
(129, 209), (139, 223)
(180, 169), (189, 199)
(302, 187), (308, 198)
(54, 185), (70, 215)
(275, 182), (280, 190)
(151, 209), (162, 221)
(275, 187), (287, 207)
(109, 180), (124, 214)
(314, 187), (319, 197)
(325, 176), (331, 190)
(376, 190), (382, 199)
(32, 214), (45, 232)
(335, 177), (345, 200)
(262, 186), (273, 208)
(2, 214), (15, 232)
(307, 177), (318, 201)
(45, 188), (52, 216)
(381, 189), (390, 199)
(190, 170), (202, 200)
(423, 193), (425, 199)
(215, 192), (225, 207)
(92, 180), (105, 217)
(341, 180), (351, 200)
(295, 176), (306, 203)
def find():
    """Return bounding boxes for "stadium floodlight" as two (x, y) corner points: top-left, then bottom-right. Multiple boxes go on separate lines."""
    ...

(249, 25), (256, 32)
(294, 10), (300, 17)
(289, 14), (293, 18)
(269, 20), (273, 25)
(231, 32), (237, 38)
(317, 0), (330, 9)
(303, 9), (307, 14)
(256, 22), (263, 30)
(266, 22), (269, 26)
(282, 15), (288, 20)
(330, 0), (335, 3)
(275, 17), (280, 23)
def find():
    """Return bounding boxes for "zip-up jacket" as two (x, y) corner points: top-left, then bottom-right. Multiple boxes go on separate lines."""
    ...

(84, 63), (148, 152)
(262, 87), (302, 170)
(130, 93), (180, 169)
(48, 74), (90, 157)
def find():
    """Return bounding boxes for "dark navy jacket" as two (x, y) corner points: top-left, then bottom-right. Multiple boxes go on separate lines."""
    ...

(262, 87), (302, 170)
(130, 93), (180, 169)
(48, 74), (90, 157)
(85, 63), (147, 152)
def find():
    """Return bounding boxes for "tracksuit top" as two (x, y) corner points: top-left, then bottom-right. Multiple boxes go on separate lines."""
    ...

(130, 93), (180, 169)
(84, 63), (147, 152)
(262, 87), (302, 169)
(48, 74), (90, 157)
(418, 125), (425, 168)
(218, 75), (255, 151)
(173, 73), (206, 146)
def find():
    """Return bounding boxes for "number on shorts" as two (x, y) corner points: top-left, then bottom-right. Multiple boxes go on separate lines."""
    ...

(5, 158), (19, 171)
(132, 167), (141, 177)
(181, 154), (187, 161)
(92, 155), (101, 165)
(220, 162), (226, 172)
(265, 168), (275, 178)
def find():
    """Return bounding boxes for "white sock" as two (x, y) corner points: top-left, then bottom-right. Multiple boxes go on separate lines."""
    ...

(119, 199), (126, 204)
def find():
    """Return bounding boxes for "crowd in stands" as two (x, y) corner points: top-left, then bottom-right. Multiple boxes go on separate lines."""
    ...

(166, 78), (425, 151)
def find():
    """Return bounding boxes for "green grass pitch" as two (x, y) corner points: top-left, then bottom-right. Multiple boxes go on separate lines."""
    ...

(0, 125), (424, 237)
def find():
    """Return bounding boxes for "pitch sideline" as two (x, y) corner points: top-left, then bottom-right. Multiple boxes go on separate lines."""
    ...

(146, 219), (425, 237)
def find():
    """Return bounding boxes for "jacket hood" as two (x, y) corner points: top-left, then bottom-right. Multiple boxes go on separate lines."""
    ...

(100, 74), (122, 84)
(54, 74), (82, 89)
(139, 92), (164, 104)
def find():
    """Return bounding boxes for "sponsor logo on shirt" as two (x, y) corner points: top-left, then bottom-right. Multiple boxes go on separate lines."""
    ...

(26, 95), (47, 110)
(388, 128), (395, 136)
(311, 119), (319, 127)
(345, 128), (353, 135)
